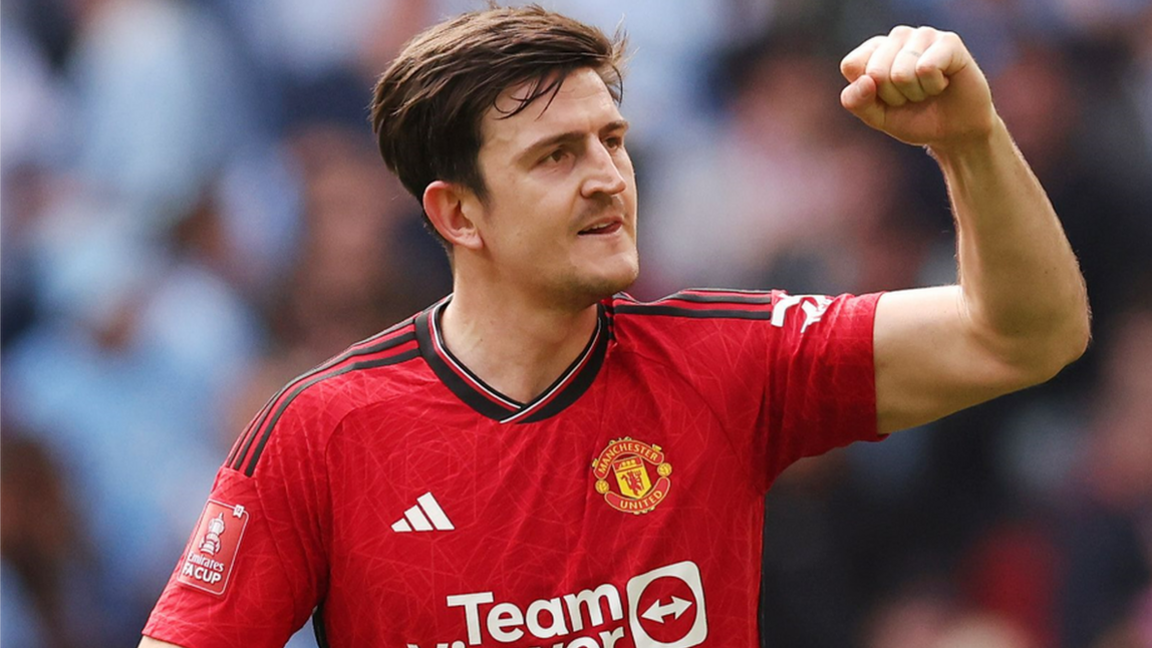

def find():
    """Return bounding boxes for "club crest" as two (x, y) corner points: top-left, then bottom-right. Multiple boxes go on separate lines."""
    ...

(592, 437), (673, 514)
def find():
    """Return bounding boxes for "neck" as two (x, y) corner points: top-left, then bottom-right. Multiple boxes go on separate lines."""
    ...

(439, 282), (601, 404)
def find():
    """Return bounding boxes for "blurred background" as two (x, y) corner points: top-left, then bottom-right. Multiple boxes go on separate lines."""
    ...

(2, 0), (1150, 646)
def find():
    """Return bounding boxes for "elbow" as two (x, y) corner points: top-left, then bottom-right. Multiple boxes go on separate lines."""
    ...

(1055, 281), (1093, 369)
(964, 284), (1092, 392)
(1050, 293), (1092, 373)
(1006, 309), (1092, 388)
(1062, 311), (1092, 367)
(1030, 330), (1089, 385)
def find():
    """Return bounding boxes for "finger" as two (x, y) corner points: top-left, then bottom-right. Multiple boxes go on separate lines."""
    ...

(916, 31), (969, 96)
(841, 36), (885, 83)
(865, 26), (914, 107)
(889, 49), (927, 102)
(889, 27), (939, 102)
(840, 73), (886, 131)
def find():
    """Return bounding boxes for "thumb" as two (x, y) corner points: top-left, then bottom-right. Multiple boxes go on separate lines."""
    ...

(840, 75), (886, 130)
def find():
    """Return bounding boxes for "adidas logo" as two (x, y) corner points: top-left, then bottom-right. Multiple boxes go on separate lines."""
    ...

(391, 492), (455, 532)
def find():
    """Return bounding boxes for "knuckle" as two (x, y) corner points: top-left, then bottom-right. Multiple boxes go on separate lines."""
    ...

(890, 68), (916, 84)
(889, 25), (913, 37)
(853, 35), (884, 53)
(857, 35), (886, 53)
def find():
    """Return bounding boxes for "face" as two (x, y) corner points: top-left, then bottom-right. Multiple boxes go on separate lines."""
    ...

(469, 67), (639, 310)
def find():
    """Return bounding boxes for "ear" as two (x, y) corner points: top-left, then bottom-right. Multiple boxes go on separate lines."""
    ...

(423, 181), (484, 251)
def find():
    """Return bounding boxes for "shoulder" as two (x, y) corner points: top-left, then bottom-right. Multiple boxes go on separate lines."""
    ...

(226, 316), (423, 478)
(608, 288), (780, 322)
(607, 289), (878, 331)
(602, 289), (783, 371)
(604, 289), (880, 360)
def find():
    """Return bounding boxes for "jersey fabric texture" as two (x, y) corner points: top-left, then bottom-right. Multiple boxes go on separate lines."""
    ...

(144, 289), (884, 648)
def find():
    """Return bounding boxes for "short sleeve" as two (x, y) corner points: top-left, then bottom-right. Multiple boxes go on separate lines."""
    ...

(609, 288), (883, 494)
(761, 291), (884, 480)
(143, 402), (330, 648)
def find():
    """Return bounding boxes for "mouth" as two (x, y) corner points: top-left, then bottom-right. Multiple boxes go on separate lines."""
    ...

(577, 219), (624, 236)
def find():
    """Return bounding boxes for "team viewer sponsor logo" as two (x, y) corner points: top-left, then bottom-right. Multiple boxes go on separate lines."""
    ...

(592, 438), (673, 515)
(177, 500), (249, 596)
(407, 561), (707, 648)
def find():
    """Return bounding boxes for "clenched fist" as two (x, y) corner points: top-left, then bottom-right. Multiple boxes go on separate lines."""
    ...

(840, 26), (996, 151)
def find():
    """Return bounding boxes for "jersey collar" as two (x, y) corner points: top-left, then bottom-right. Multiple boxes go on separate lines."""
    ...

(414, 297), (610, 424)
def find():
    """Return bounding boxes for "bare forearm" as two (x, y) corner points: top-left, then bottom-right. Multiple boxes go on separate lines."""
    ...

(933, 117), (1090, 375)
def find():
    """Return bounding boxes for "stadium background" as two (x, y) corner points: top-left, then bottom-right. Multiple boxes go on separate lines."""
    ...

(2, 0), (1150, 646)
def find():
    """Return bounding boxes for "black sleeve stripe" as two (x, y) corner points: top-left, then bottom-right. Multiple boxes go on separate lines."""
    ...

(230, 330), (415, 471)
(229, 332), (415, 472)
(613, 304), (776, 320)
(225, 318), (416, 467)
(612, 288), (774, 309)
(226, 415), (258, 467)
(228, 323), (416, 472)
(612, 288), (775, 319)
(227, 396), (283, 468)
(242, 348), (421, 477)
(666, 291), (774, 305)
(680, 287), (773, 295)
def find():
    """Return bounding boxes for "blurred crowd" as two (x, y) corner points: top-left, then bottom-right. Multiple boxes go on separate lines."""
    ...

(1, 0), (1150, 646)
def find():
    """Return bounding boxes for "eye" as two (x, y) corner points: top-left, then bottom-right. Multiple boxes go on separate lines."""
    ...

(542, 148), (569, 165)
(604, 136), (624, 150)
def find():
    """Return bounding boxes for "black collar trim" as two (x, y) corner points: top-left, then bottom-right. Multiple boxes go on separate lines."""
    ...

(414, 298), (610, 424)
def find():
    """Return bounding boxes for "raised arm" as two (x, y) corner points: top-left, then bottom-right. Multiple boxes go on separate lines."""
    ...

(839, 26), (1090, 434)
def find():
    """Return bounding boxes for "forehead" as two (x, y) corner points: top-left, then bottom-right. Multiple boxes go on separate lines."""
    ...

(480, 68), (623, 157)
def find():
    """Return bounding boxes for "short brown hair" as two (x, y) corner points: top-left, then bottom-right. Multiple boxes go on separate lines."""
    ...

(370, 5), (626, 244)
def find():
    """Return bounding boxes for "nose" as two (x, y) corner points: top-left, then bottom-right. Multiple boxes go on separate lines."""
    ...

(581, 141), (627, 198)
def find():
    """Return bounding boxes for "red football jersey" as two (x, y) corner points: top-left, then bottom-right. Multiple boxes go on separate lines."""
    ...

(144, 289), (883, 648)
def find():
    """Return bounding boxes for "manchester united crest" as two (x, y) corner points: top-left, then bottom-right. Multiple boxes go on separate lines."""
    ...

(592, 438), (673, 514)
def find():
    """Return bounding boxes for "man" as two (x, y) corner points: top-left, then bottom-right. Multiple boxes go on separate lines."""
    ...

(141, 6), (1089, 648)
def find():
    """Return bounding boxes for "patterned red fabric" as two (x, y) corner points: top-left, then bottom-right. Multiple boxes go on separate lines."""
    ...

(144, 290), (883, 648)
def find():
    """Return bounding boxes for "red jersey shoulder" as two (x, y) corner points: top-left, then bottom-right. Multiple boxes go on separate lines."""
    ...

(604, 289), (874, 369)
(602, 289), (779, 379)
(607, 289), (859, 334)
(609, 289), (778, 322)
(605, 288), (780, 350)
(225, 317), (423, 477)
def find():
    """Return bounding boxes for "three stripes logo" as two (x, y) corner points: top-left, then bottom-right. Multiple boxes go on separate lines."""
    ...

(392, 492), (455, 533)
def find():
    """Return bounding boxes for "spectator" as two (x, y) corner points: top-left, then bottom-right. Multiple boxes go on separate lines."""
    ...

(1, 431), (107, 647)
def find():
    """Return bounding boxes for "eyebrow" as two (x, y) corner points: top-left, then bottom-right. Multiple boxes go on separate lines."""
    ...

(516, 120), (630, 165)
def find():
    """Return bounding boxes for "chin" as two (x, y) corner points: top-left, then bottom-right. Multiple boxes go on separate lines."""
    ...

(553, 258), (639, 309)
(583, 258), (640, 300)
